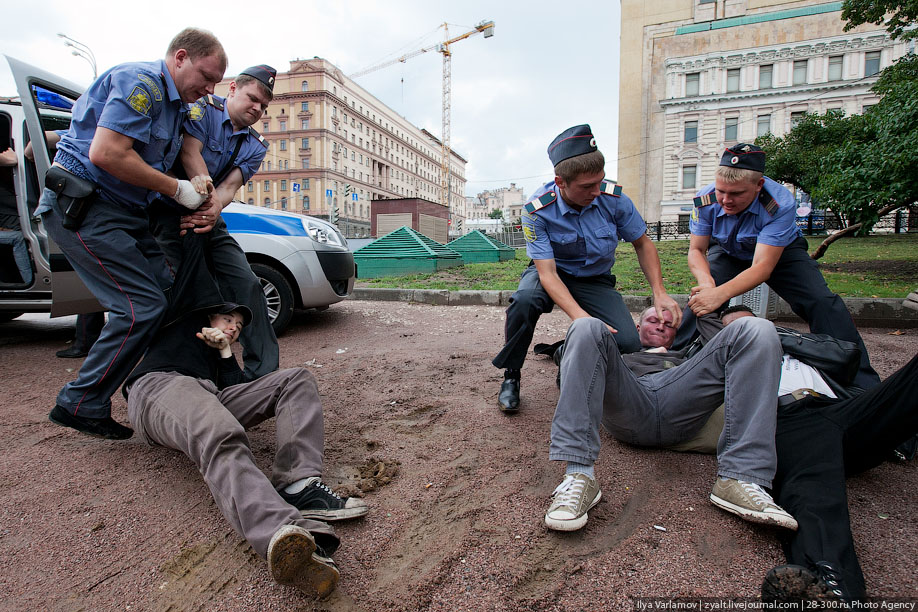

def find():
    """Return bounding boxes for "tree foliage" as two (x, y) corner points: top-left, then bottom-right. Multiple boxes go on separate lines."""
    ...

(842, 0), (918, 39)
(488, 208), (504, 219)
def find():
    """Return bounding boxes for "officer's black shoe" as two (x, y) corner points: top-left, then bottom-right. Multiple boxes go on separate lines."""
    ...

(280, 477), (369, 522)
(48, 405), (133, 440)
(56, 345), (89, 358)
(761, 562), (853, 605)
(498, 377), (520, 413)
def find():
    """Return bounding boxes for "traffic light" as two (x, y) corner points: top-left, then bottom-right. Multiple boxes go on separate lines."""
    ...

(344, 184), (352, 196)
(457, 219), (463, 233)
(330, 204), (339, 225)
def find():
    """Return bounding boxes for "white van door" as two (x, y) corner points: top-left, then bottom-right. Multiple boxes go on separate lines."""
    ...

(7, 56), (103, 316)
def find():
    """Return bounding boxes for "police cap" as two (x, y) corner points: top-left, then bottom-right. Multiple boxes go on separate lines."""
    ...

(720, 143), (766, 172)
(239, 65), (277, 92)
(548, 124), (598, 166)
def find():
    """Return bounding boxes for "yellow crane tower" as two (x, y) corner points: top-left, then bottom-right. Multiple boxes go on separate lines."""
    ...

(349, 20), (495, 209)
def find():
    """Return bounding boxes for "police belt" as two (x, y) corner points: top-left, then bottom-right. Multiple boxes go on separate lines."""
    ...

(45, 164), (97, 230)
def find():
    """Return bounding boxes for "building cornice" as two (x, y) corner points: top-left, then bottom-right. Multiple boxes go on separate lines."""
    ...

(660, 78), (875, 108)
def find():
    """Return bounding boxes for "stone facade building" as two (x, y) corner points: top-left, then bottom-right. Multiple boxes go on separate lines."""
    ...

(218, 58), (467, 238)
(618, 0), (907, 224)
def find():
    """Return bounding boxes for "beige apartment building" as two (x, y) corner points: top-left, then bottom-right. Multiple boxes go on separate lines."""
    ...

(619, 0), (907, 224)
(217, 58), (467, 238)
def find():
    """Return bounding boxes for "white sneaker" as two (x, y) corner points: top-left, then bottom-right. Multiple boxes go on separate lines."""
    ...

(544, 473), (602, 532)
(267, 525), (340, 598)
(710, 477), (798, 530)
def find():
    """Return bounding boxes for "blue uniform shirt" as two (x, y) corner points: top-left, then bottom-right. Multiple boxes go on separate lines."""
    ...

(522, 180), (647, 277)
(690, 176), (801, 261)
(183, 95), (267, 183)
(54, 59), (188, 209)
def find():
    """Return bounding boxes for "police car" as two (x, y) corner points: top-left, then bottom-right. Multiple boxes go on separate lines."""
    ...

(0, 57), (354, 334)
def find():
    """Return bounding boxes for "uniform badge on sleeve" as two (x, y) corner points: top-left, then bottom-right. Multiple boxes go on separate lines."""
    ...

(188, 103), (205, 121)
(127, 87), (152, 116)
(693, 193), (717, 208)
(137, 74), (163, 102)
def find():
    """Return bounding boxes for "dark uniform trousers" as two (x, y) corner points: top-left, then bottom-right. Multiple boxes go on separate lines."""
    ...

(149, 203), (279, 381)
(773, 352), (918, 600)
(492, 265), (641, 371)
(674, 236), (880, 389)
(42, 192), (172, 419)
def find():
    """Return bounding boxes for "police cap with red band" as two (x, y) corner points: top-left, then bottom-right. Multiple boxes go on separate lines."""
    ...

(720, 143), (766, 172)
(548, 124), (599, 166)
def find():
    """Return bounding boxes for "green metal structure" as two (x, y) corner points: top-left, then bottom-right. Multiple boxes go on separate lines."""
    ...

(353, 226), (463, 279)
(447, 230), (515, 264)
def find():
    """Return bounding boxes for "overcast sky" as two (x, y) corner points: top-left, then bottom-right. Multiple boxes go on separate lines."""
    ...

(1, 0), (622, 198)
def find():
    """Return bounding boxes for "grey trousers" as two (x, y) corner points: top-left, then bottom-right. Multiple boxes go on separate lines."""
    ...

(550, 316), (783, 487)
(127, 367), (337, 558)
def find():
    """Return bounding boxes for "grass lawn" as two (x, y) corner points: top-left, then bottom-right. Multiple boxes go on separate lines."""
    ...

(357, 233), (918, 298)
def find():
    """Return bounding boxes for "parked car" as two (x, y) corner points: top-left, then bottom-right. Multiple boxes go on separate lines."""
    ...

(0, 57), (354, 334)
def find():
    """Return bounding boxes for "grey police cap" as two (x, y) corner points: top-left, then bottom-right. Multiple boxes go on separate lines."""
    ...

(548, 124), (598, 166)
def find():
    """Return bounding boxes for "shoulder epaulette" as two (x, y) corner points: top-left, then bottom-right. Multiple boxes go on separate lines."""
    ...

(600, 180), (622, 197)
(758, 190), (778, 215)
(203, 94), (224, 111)
(524, 190), (557, 215)
(693, 192), (717, 207)
(248, 127), (268, 148)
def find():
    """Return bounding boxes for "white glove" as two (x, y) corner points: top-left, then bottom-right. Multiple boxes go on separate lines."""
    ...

(173, 179), (207, 210)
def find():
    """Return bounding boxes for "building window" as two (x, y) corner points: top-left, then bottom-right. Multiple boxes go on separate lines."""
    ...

(725, 117), (738, 141)
(682, 165), (697, 190)
(685, 72), (700, 96)
(301, 119), (309, 130)
(281, 180), (287, 190)
(264, 197), (271, 207)
(262, 121), (269, 131)
(791, 111), (806, 128)
(301, 81), (308, 92)
(865, 51), (881, 77)
(726, 68), (740, 93)
(793, 60), (808, 85)
(303, 179), (310, 190)
(247, 198), (254, 205)
(301, 137), (310, 149)
(302, 160), (310, 169)
(301, 102), (309, 112)
(304, 195), (310, 210)
(759, 64), (773, 89)
(684, 120), (698, 143)
(247, 181), (253, 192)
(281, 197), (287, 210)
(279, 120), (287, 131)
(828, 55), (843, 81)
(757, 114), (771, 137)
(263, 180), (270, 190)
(279, 139), (287, 151)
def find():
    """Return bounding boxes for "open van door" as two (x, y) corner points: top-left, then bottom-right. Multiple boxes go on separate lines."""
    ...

(6, 56), (102, 316)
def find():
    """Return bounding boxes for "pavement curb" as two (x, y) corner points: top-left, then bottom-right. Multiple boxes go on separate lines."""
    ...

(348, 288), (918, 328)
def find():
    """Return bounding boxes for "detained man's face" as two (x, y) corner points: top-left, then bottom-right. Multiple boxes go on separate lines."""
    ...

(208, 311), (244, 345)
(637, 308), (676, 349)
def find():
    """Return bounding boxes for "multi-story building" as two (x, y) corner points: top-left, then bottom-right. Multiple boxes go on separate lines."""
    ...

(619, 0), (907, 224)
(475, 183), (526, 222)
(218, 58), (467, 238)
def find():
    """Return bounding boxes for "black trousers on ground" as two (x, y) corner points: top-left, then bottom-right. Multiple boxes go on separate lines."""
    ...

(673, 237), (879, 389)
(492, 265), (641, 372)
(772, 352), (918, 599)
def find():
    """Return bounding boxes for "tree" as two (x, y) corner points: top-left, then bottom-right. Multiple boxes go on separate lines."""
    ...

(842, 0), (918, 40)
(488, 209), (504, 220)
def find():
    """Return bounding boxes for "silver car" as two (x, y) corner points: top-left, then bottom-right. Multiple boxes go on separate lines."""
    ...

(0, 57), (354, 334)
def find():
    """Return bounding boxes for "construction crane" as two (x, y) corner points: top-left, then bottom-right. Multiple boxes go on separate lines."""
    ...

(350, 20), (495, 208)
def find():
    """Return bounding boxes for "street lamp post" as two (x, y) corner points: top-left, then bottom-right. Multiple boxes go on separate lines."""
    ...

(57, 33), (97, 79)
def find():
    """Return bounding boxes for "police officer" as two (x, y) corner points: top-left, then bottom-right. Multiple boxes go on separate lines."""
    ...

(675, 143), (880, 389)
(492, 124), (680, 412)
(40, 28), (227, 439)
(149, 65), (279, 381)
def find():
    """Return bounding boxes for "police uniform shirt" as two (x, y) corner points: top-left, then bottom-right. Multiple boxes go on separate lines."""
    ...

(690, 176), (802, 261)
(184, 95), (267, 184)
(54, 59), (188, 209)
(522, 180), (647, 277)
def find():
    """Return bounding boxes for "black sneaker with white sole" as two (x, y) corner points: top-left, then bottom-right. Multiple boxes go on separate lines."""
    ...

(280, 477), (369, 521)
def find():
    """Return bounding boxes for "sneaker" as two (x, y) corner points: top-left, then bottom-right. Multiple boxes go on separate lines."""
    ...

(280, 477), (369, 522)
(710, 477), (797, 530)
(761, 562), (853, 604)
(48, 405), (133, 440)
(544, 473), (602, 532)
(267, 524), (339, 599)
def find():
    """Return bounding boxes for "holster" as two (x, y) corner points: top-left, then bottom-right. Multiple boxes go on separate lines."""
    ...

(45, 165), (96, 230)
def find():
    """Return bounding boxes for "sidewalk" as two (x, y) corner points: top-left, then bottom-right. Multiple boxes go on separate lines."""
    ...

(349, 288), (918, 328)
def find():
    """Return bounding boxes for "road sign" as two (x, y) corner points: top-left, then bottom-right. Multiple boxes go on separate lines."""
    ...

(351, 193), (358, 202)
(325, 189), (333, 198)
(292, 183), (300, 193)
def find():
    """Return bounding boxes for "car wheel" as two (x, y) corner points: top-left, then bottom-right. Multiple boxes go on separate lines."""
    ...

(0, 311), (24, 323)
(250, 263), (294, 335)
